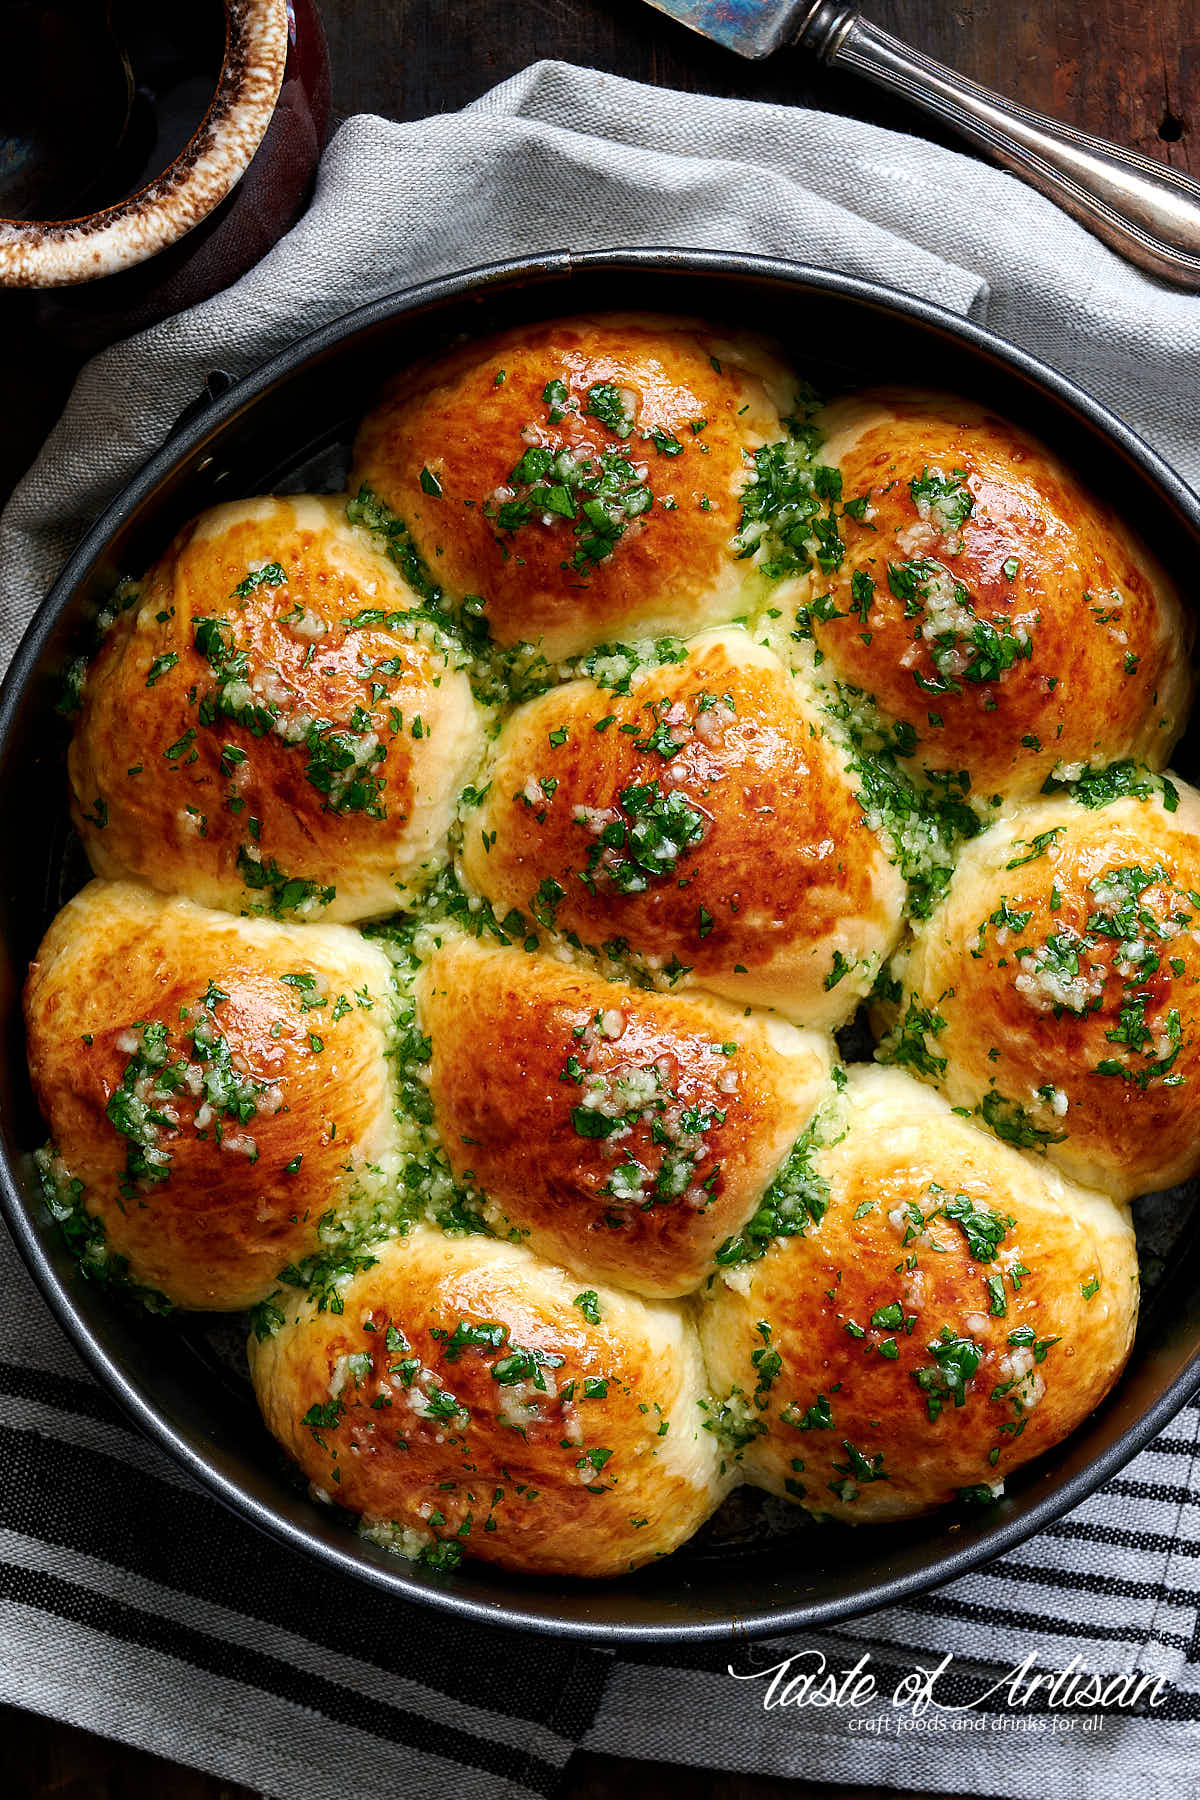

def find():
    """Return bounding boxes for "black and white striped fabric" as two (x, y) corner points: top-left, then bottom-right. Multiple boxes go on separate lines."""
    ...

(1, 63), (1198, 1800)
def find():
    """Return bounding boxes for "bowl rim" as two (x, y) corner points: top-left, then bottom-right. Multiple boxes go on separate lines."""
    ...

(0, 0), (289, 288)
(3, 244), (1200, 1643)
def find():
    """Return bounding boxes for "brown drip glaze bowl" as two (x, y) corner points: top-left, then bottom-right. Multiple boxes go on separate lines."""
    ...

(0, 1), (330, 346)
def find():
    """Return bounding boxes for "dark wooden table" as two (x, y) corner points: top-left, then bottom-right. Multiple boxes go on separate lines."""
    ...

(3, 1), (1197, 1795)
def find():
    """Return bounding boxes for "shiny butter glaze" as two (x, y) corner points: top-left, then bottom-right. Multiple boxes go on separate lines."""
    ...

(24, 320), (1197, 1577)
(351, 313), (796, 660)
(417, 936), (831, 1298)
(700, 1067), (1138, 1521)
(23, 881), (397, 1310)
(812, 390), (1192, 799)
(69, 496), (483, 923)
(899, 784), (1200, 1199)
(461, 629), (905, 1026)
(249, 1226), (727, 1577)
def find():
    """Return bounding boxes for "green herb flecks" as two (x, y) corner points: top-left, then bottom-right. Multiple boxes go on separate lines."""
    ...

(232, 562), (287, 599)
(732, 395), (832, 579)
(714, 1101), (843, 1270)
(909, 467), (974, 537)
(104, 987), (275, 1202)
(828, 1439), (889, 1503)
(936, 1191), (1014, 1261)
(877, 997), (949, 1080)
(976, 1089), (1067, 1149)
(1041, 759), (1179, 814)
(34, 1146), (174, 1314)
(914, 1328), (984, 1422)
(488, 439), (653, 573)
(574, 780), (706, 896)
(821, 685), (979, 920)
(194, 616), (391, 820)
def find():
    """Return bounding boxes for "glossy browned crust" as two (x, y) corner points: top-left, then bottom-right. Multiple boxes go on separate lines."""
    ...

(69, 495), (483, 922)
(811, 392), (1192, 799)
(23, 881), (398, 1310)
(350, 314), (798, 659)
(460, 631), (905, 1025)
(416, 936), (831, 1297)
(699, 1067), (1138, 1522)
(899, 785), (1200, 1200)
(249, 1227), (727, 1576)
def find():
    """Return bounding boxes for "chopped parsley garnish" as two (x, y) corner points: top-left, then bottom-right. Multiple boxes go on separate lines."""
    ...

(439, 1319), (507, 1360)
(35, 1149), (173, 1314)
(236, 847), (335, 917)
(714, 1109), (835, 1269)
(937, 1192), (1013, 1260)
(733, 406), (831, 578)
(828, 1439), (889, 1502)
(575, 781), (706, 894)
(193, 613), (391, 817)
(576, 637), (689, 696)
(567, 1054), (725, 1210)
(870, 1301), (905, 1331)
(849, 569), (875, 624)
(1041, 759), (1179, 813)
(878, 997), (949, 1080)
(988, 899), (1033, 935)
(783, 1392), (833, 1432)
(824, 950), (853, 991)
(976, 1089), (1066, 1148)
(909, 467), (974, 533)
(646, 427), (684, 457)
(586, 381), (635, 437)
(488, 438), (652, 572)
(820, 686), (978, 919)
(1006, 827), (1063, 870)
(104, 989), (274, 1199)
(913, 1328), (983, 1422)
(232, 563), (287, 598)
(301, 1399), (341, 1433)
(890, 558), (1032, 695)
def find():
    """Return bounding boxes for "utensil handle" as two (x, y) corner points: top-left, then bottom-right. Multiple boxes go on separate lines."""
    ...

(797, 2), (1200, 290)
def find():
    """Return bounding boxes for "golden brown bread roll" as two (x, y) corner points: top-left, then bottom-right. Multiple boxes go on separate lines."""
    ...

(68, 495), (484, 922)
(803, 391), (1191, 800)
(24, 881), (398, 1310)
(458, 629), (906, 1025)
(698, 1065), (1138, 1521)
(350, 313), (800, 660)
(415, 934), (832, 1297)
(249, 1224), (728, 1576)
(889, 781), (1200, 1199)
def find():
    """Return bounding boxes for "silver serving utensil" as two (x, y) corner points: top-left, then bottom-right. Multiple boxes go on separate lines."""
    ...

(642, 0), (1200, 290)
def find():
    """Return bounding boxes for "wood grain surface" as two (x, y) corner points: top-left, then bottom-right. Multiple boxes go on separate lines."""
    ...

(3, 1), (1197, 1796)
(321, 0), (1197, 170)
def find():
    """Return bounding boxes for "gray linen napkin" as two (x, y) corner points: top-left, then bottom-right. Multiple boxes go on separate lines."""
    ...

(1, 59), (1198, 1800)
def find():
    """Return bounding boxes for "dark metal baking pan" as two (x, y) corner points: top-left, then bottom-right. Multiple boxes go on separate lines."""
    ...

(1, 249), (1198, 1642)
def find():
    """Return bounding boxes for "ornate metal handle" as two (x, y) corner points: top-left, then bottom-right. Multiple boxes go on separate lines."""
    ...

(796, 2), (1200, 290)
